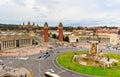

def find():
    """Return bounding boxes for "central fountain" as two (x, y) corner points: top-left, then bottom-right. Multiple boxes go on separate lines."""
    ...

(73, 31), (118, 67)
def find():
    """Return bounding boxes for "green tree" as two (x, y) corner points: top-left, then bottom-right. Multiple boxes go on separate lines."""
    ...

(52, 34), (57, 39)
(64, 36), (69, 42)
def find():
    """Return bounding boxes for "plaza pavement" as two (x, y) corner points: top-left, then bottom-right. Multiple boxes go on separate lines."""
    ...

(0, 45), (49, 57)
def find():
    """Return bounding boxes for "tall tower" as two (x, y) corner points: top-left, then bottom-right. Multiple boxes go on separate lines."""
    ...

(27, 21), (31, 27)
(23, 22), (25, 26)
(27, 21), (32, 31)
(58, 22), (63, 42)
(44, 22), (49, 43)
(32, 22), (35, 26)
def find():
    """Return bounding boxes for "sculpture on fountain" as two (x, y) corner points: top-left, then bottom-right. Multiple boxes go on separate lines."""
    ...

(73, 30), (118, 67)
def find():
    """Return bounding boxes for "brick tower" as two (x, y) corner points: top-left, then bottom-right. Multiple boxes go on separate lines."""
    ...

(58, 22), (63, 42)
(44, 22), (49, 43)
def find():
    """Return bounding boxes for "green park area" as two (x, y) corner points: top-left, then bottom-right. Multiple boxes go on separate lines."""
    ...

(57, 51), (120, 77)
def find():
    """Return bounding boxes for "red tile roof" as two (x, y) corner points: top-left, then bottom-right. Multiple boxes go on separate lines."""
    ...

(96, 29), (118, 34)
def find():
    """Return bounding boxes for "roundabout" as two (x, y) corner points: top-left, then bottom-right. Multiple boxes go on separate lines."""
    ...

(57, 51), (120, 77)
(0, 45), (120, 77)
(56, 31), (120, 77)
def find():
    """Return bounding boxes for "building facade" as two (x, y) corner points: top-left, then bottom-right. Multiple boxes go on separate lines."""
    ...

(0, 31), (35, 51)
(19, 21), (39, 30)
(96, 29), (119, 45)
(68, 29), (120, 45)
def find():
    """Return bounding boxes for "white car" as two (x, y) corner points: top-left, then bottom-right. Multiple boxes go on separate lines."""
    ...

(0, 60), (3, 63)
(48, 69), (55, 73)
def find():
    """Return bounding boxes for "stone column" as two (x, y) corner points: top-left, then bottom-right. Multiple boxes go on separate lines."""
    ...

(9, 41), (11, 47)
(1, 42), (3, 51)
(7, 41), (9, 48)
(11, 40), (13, 47)
(29, 39), (31, 45)
(19, 39), (21, 47)
(8, 41), (10, 48)
(31, 38), (33, 45)
(14, 40), (16, 48)
(25, 39), (27, 45)
(0, 42), (3, 51)
(24, 39), (25, 45)
(22, 39), (24, 46)
(26, 39), (27, 45)
(2, 41), (4, 50)
(7, 40), (9, 48)
(27, 39), (28, 45)
(5, 41), (6, 48)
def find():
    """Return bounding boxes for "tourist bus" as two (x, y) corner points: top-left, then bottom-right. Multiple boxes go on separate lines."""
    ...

(44, 72), (60, 77)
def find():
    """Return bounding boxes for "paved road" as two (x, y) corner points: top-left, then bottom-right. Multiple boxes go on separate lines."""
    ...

(0, 47), (119, 77)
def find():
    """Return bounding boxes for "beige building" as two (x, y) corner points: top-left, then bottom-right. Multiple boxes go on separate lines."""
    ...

(68, 29), (120, 45)
(69, 34), (89, 43)
(69, 30), (92, 43)
(97, 29), (119, 45)
(97, 34), (119, 45)
(98, 34), (110, 45)
(0, 31), (36, 51)
(69, 34), (79, 43)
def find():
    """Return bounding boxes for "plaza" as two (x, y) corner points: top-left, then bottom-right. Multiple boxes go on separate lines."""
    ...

(0, 22), (120, 77)
(1, 0), (120, 77)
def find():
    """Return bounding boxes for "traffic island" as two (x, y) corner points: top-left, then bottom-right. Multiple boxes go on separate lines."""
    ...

(57, 51), (120, 77)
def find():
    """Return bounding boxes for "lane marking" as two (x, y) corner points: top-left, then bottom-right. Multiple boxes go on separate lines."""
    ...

(52, 59), (63, 71)
(57, 70), (66, 74)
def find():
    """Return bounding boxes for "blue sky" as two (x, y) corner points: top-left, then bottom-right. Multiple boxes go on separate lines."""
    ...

(0, 0), (120, 26)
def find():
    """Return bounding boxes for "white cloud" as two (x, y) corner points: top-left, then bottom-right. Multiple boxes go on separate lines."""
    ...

(0, 0), (120, 26)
